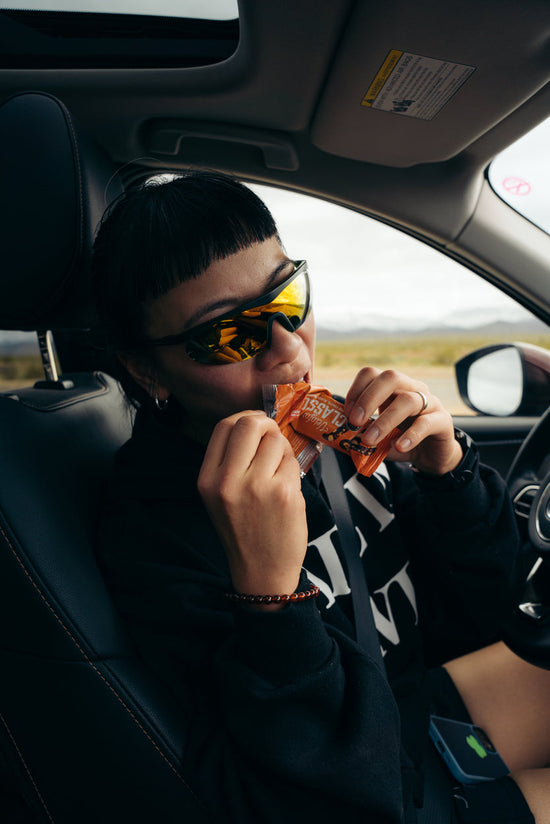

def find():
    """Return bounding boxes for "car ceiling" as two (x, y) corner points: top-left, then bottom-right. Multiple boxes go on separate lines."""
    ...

(2, 0), (550, 318)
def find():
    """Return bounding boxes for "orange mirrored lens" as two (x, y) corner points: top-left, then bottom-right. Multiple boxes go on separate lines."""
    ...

(186, 268), (309, 364)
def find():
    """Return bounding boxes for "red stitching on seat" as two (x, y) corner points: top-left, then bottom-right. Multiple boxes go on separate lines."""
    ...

(0, 519), (206, 810)
(0, 711), (55, 822)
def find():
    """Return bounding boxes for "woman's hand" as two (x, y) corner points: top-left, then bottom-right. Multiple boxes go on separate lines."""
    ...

(343, 367), (463, 476)
(198, 411), (307, 608)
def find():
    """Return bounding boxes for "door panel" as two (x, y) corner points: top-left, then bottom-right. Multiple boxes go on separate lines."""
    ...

(453, 415), (536, 480)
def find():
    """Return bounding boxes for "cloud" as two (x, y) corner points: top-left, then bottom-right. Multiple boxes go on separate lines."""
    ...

(250, 184), (529, 330)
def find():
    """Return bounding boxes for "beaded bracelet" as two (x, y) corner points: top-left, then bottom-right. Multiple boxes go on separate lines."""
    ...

(224, 583), (320, 605)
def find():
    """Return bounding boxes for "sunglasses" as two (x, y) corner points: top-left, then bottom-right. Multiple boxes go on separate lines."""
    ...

(141, 260), (311, 365)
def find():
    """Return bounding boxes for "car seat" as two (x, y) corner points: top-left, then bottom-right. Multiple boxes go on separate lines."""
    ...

(0, 92), (213, 823)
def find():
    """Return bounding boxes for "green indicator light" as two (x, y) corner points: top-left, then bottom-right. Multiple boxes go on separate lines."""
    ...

(466, 734), (487, 759)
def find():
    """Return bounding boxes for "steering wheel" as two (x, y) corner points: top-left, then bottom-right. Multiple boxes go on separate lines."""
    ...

(502, 406), (550, 669)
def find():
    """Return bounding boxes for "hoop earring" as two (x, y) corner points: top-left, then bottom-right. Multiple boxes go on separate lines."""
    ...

(154, 395), (169, 412)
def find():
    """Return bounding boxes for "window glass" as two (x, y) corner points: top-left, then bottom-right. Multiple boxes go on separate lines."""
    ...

(0, 2), (238, 68)
(0, 1), (237, 19)
(488, 116), (550, 235)
(0, 331), (43, 391)
(250, 184), (550, 414)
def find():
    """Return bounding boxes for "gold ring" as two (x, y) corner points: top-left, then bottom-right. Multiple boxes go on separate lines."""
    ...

(415, 390), (428, 414)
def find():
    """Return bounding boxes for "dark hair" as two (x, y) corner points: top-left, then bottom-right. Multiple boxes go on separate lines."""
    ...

(92, 170), (280, 351)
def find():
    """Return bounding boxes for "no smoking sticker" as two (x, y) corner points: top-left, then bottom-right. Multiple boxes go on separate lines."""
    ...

(502, 177), (532, 196)
(362, 50), (475, 120)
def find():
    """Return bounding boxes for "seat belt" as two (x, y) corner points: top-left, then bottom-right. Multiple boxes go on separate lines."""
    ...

(320, 449), (454, 823)
(320, 447), (384, 668)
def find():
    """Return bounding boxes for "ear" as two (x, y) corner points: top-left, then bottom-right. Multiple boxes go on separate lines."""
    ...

(117, 351), (170, 401)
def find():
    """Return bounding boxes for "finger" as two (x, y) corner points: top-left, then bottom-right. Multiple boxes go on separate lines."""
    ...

(343, 366), (380, 419)
(412, 390), (429, 416)
(251, 427), (297, 479)
(221, 414), (285, 474)
(275, 441), (303, 484)
(201, 410), (268, 473)
(348, 369), (429, 430)
(346, 369), (421, 427)
(358, 391), (426, 445)
(392, 408), (450, 453)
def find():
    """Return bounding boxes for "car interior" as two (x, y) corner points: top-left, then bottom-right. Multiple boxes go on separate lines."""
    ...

(2, 1), (550, 820)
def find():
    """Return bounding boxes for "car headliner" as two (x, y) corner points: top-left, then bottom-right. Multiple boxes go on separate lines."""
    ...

(1, 0), (550, 322)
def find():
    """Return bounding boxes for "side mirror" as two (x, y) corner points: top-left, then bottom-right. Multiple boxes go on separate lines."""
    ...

(455, 342), (550, 416)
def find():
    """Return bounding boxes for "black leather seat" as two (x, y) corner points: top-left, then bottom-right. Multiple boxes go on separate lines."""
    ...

(0, 92), (212, 823)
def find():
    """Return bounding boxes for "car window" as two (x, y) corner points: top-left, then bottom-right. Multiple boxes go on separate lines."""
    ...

(0, 330), (43, 391)
(488, 115), (550, 236)
(0, 1), (239, 68)
(0, 1), (238, 18)
(250, 184), (550, 415)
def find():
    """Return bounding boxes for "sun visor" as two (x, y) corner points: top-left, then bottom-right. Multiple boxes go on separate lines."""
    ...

(311, 0), (550, 167)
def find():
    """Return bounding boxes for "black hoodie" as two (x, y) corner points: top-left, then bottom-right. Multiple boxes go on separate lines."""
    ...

(96, 405), (522, 823)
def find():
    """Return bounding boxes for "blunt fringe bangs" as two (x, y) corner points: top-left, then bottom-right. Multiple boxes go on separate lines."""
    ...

(92, 170), (280, 348)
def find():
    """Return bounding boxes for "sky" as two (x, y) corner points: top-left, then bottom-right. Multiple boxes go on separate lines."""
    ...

(250, 183), (537, 332)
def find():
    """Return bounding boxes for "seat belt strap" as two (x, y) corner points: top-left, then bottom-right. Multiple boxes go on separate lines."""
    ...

(320, 451), (455, 822)
(320, 448), (384, 668)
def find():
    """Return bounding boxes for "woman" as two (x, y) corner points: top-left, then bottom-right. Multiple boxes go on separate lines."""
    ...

(93, 171), (549, 823)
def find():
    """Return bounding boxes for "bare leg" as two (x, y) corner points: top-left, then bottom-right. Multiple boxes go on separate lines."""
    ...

(511, 770), (550, 824)
(443, 642), (550, 822)
(443, 642), (550, 771)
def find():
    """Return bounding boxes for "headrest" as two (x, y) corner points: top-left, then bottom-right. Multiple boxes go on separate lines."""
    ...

(0, 91), (123, 331)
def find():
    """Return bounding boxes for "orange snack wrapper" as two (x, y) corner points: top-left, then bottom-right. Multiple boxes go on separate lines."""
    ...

(264, 381), (400, 477)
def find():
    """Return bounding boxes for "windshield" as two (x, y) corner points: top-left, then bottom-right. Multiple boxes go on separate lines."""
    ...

(488, 116), (550, 235)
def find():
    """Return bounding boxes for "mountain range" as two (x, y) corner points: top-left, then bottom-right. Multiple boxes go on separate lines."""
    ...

(316, 309), (549, 340)
(0, 311), (548, 354)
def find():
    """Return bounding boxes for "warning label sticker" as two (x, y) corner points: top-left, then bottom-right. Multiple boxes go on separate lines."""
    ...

(362, 50), (475, 120)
